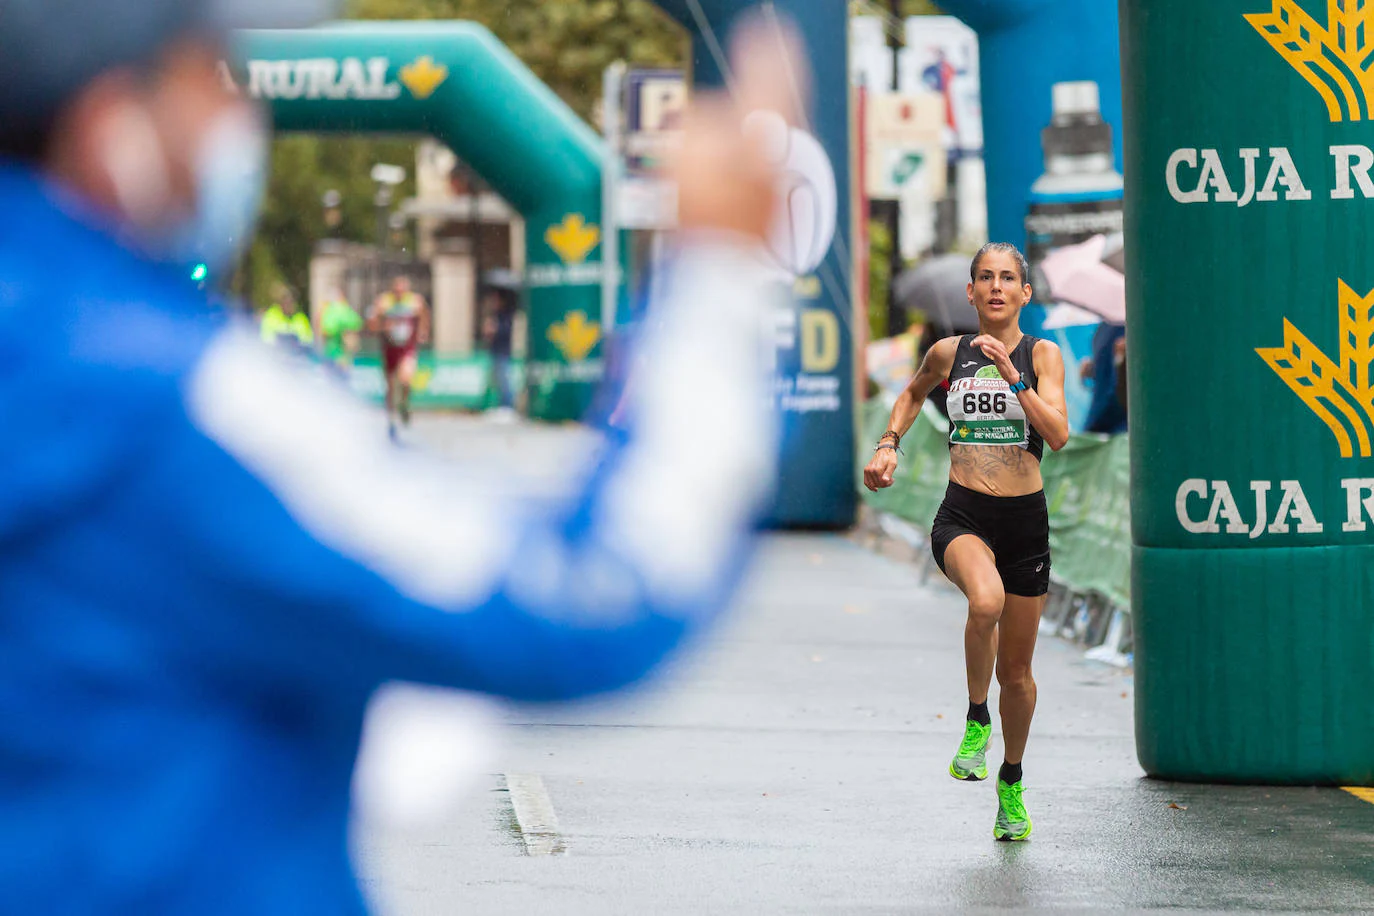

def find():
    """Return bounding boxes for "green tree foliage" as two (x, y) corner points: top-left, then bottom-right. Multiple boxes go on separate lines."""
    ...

(244, 0), (683, 305)
(350, 0), (684, 120)
(867, 218), (893, 343)
(242, 135), (417, 306)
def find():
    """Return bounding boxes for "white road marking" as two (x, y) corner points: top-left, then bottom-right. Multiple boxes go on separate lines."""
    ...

(503, 774), (567, 856)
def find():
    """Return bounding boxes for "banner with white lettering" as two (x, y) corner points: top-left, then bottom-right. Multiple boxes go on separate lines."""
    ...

(1123, 0), (1374, 785)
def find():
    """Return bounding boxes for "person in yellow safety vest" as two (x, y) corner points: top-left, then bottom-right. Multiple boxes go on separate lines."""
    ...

(259, 290), (313, 348)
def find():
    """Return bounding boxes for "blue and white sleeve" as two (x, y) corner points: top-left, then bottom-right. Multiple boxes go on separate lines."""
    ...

(168, 237), (784, 700)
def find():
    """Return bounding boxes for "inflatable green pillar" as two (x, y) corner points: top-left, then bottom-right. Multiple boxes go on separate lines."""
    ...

(1124, 0), (1374, 783)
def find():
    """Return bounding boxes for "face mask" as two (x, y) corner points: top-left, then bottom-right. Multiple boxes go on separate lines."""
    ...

(166, 107), (269, 274)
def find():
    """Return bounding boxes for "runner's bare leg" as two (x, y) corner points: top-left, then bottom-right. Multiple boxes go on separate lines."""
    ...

(941, 534), (1004, 705)
(995, 593), (1045, 764)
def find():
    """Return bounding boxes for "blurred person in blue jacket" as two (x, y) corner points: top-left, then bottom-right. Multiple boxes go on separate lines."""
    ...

(1079, 321), (1127, 434)
(0, 0), (802, 911)
(480, 269), (520, 418)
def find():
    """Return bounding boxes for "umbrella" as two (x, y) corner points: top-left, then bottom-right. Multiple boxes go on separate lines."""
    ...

(893, 254), (980, 333)
(1040, 234), (1125, 325)
(1101, 232), (1125, 273)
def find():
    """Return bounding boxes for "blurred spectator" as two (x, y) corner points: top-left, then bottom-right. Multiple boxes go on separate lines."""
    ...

(1113, 333), (1128, 414)
(481, 271), (520, 418)
(1080, 321), (1127, 433)
(258, 287), (311, 347)
(0, 0), (802, 910)
(260, 286), (313, 348)
(317, 286), (364, 368)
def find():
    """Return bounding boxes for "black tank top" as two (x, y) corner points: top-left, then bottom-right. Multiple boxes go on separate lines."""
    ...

(945, 334), (1044, 462)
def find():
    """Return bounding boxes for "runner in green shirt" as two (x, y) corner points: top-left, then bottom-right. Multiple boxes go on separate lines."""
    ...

(316, 290), (364, 366)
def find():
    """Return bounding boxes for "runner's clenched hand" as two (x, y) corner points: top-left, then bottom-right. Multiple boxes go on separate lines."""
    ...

(971, 335), (1020, 385)
(863, 448), (898, 491)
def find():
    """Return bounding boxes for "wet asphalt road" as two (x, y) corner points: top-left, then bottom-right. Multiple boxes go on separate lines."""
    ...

(352, 415), (1374, 914)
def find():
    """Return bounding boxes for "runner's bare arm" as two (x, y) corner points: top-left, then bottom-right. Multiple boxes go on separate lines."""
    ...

(1023, 340), (1069, 451)
(970, 335), (1068, 452)
(863, 337), (957, 491)
(889, 337), (958, 438)
(418, 296), (431, 346)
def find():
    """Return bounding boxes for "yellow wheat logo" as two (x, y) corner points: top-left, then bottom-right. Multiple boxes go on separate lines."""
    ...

(545, 214), (600, 265)
(1247, 1), (1374, 121)
(1257, 280), (1374, 456)
(547, 310), (601, 362)
(400, 56), (448, 100)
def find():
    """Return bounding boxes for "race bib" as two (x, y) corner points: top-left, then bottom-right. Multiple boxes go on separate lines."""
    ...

(387, 322), (413, 346)
(947, 367), (1028, 448)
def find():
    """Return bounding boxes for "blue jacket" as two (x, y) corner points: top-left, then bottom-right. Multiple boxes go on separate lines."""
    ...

(0, 165), (778, 913)
(1084, 321), (1127, 434)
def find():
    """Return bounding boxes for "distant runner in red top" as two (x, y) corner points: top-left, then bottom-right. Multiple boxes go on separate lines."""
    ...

(368, 275), (430, 437)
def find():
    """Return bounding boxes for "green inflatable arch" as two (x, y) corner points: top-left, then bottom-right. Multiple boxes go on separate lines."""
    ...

(230, 22), (609, 421)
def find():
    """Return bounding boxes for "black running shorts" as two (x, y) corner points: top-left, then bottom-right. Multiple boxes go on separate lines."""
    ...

(930, 481), (1051, 597)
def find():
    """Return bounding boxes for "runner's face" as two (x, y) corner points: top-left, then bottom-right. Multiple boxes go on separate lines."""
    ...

(967, 251), (1030, 324)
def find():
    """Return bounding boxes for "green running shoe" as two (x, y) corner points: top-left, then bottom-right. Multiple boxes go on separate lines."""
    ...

(993, 779), (1032, 841)
(948, 720), (991, 781)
